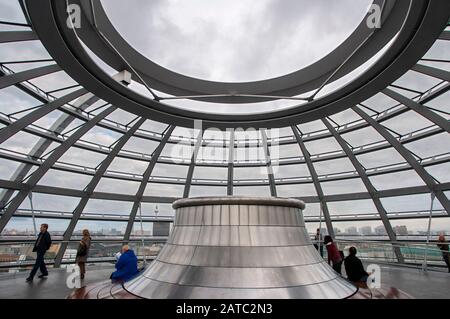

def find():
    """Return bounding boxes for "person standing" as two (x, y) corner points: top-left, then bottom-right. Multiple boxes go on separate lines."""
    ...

(437, 234), (450, 273)
(324, 235), (343, 275)
(314, 228), (324, 257)
(26, 224), (52, 282)
(75, 229), (91, 280)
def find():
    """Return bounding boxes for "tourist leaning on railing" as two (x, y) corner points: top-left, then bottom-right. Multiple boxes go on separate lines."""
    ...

(437, 234), (450, 273)
(324, 235), (343, 275)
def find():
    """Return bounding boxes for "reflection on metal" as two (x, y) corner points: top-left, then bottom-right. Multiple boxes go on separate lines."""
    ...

(123, 197), (357, 299)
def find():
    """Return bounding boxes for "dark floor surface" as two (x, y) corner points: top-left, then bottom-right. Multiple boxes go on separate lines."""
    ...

(0, 262), (448, 299)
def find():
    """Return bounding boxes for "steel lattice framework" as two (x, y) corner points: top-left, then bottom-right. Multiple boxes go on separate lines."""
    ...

(0, 0), (449, 266)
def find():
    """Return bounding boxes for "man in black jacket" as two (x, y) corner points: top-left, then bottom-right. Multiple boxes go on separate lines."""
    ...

(344, 246), (370, 283)
(26, 224), (52, 282)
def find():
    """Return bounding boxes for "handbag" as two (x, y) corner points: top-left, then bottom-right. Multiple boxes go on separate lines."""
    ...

(77, 242), (87, 256)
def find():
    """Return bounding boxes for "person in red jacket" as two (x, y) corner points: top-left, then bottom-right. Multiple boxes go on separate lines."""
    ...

(324, 235), (343, 275)
(437, 234), (450, 273)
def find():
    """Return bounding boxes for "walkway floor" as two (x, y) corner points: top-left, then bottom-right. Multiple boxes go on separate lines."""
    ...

(0, 264), (114, 299)
(0, 262), (448, 299)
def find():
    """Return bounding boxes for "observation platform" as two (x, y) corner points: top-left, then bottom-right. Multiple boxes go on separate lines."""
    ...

(0, 262), (448, 299)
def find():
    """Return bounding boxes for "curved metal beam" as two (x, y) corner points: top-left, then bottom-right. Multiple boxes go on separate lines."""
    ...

(53, 116), (146, 267)
(0, 31), (38, 43)
(292, 126), (334, 237)
(183, 129), (204, 198)
(0, 106), (115, 233)
(123, 125), (175, 241)
(26, 0), (450, 128)
(322, 118), (404, 263)
(411, 63), (450, 82)
(0, 88), (87, 145)
(0, 93), (98, 209)
(0, 178), (448, 205)
(227, 130), (235, 196)
(383, 88), (450, 133)
(353, 105), (450, 214)
(261, 130), (277, 197)
(0, 64), (61, 90)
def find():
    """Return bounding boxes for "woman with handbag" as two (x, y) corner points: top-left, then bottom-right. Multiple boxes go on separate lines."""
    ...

(324, 235), (343, 275)
(75, 229), (91, 279)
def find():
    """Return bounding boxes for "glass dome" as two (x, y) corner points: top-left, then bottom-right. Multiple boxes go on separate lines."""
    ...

(0, 0), (449, 270)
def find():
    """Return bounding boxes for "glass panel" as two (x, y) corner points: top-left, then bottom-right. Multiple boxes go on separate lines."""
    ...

(404, 133), (450, 159)
(392, 70), (441, 93)
(276, 183), (317, 197)
(304, 137), (341, 155)
(233, 185), (271, 197)
(94, 178), (140, 195)
(425, 163), (450, 183)
(327, 199), (379, 216)
(321, 178), (367, 195)
(38, 169), (92, 190)
(189, 186), (227, 197)
(234, 166), (267, 180)
(273, 164), (310, 179)
(332, 220), (388, 240)
(151, 163), (189, 179)
(83, 199), (133, 216)
(58, 148), (106, 168)
(108, 157), (148, 175)
(357, 148), (405, 169)
(17, 193), (80, 212)
(329, 109), (360, 125)
(72, 220), (127, 239)
(0, 158), (23, 180)
(424, 91), (450, 116)
(361, 93), (399, 113)
(369, 170), (425, 190)
(341, 126), (383, 147)
(314, 158), (355, 176)
(380, 194), (444, 213)
(123, 136), (158, 154)
(144, 183), (184, 197)
(382, 111), (433, 136)
(193, 166), (227, 180)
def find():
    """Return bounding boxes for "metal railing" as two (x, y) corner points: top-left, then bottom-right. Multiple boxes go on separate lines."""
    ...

(2, 236), (448, 273)
(0, 239), (166, 270)
(312, 238), (450, 271)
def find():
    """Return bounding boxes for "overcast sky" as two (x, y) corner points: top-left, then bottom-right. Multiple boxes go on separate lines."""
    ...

(101, 0), (372, 82)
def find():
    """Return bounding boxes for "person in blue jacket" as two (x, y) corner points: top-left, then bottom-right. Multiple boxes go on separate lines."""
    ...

(110, 245), (139, 282)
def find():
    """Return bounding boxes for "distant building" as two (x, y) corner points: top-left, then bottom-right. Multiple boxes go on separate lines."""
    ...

(153, 222), (170, 237)
(359, 226), (372, 236)
(394, 225), (408, 236)
(375, 225), (387, 235)
(345, 226), (358, 235)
